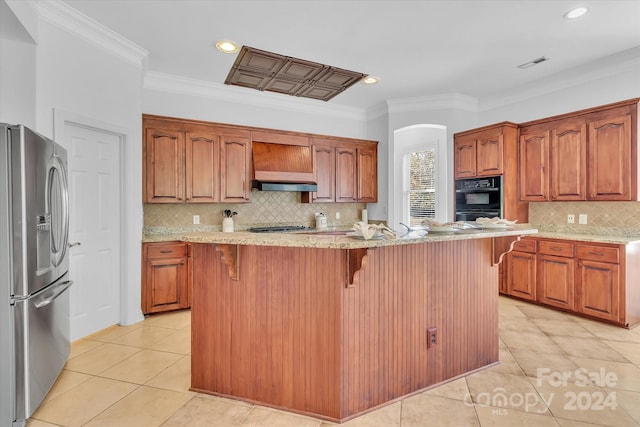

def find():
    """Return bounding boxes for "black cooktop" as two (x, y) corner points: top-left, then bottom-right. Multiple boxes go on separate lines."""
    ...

(248, 225), (310, 233)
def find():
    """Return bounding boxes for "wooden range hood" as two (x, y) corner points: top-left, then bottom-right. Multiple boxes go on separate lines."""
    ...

(251, 140), (317, 192)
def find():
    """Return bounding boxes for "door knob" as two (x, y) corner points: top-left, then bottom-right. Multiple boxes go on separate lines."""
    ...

(68, 242), (82, 248)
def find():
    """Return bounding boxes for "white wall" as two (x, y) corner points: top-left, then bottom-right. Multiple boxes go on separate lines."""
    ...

(366, 111), (389, 221)
(35, 19), (144, 327)
(0, 38), (36, 127)
(387, 106), (478, 222)
(0, 0), (37, 127)
(143, 86), (367, 139)
(478, 56), (640, 125)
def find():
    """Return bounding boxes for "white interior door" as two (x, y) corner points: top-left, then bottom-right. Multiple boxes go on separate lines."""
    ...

(64, 123), (121, 340)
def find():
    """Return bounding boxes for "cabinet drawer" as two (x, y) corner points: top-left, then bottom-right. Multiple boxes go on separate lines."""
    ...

(146, 242), (188, 260)
(576, 244), (619, 264)
(512, 239), (537, 253)
(539, 240), (574, 257)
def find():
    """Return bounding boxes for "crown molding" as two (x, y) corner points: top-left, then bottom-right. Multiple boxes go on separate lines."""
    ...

(37, 0), (148, 68)
(386, 93), (479, 114)
(143, 71), (367, 122)
(366, 102), (389, 121)
(480, 47), (640, 112)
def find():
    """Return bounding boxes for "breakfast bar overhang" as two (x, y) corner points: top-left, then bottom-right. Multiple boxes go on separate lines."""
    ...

(182, 227), (537, 422)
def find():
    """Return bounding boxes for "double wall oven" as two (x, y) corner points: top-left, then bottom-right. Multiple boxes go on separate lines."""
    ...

(455, 176), (503, 221)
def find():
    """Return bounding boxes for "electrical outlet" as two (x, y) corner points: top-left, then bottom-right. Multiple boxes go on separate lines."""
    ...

(567, 214), (575, 224)
(335, 212), (341, 220)
(579, 214), (588, 225)
(427, 327), (438, 349)
(193, 214), (200, 225)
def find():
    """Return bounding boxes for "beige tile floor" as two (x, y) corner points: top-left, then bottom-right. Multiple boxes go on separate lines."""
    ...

(28, 297), (640, 426)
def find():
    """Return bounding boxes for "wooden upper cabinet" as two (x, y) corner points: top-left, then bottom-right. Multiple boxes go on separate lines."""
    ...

(476, 134), (503, 176)
(519, 129), (549, 201)
(185, 132), (219, 203)
(357, 145), (377, 203)
(550, 121), (587, 201)
(454, 128), (505, 179)
(454, 122), (526, 222)
(454, 137), (476, 178)
(310, 143), (335, 202)
(143, 115), (378, 205)
(144, 128), (185, 203)
(220, 134), (251, 203)
(587, 112), (632, 200)
(518, 99), (639, 202)
(143, 116), (253, 204)
(520, 119), (587, 202)
(335, 146), (357, 202)
(304, 138), (378, 204)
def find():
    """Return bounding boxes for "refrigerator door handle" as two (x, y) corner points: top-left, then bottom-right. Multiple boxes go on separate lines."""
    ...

(33, 280), (73, 309)
(47, 154), (70, 268)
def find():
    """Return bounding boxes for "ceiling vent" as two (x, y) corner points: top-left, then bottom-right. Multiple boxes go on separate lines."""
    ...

(224, 46), (367, 102)
(517, 56), (550, 69)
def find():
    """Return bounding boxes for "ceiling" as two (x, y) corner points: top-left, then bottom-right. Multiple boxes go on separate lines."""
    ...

(63, 0), (640, 110)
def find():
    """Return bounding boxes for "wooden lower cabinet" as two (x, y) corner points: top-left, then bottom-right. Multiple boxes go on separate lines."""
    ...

(537, 240), (575, 310)
(538, 255), (574, 310)
(575, 243), (622, 322)
(576, 259), (620, 322)
(506, 251), (536, 301)
(505, 238), (537, 301)
(142, 242), (191, 314)
(501, 238), (640, 327)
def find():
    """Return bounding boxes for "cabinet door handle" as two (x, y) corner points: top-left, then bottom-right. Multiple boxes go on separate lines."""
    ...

(160, 250), (173, 254)
(181, 260), (186, 265)
(588, 251), (605, 256)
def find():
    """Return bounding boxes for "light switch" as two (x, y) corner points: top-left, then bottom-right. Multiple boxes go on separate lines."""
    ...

(579, 214), (587, 225)
(193, 215), (200, 225)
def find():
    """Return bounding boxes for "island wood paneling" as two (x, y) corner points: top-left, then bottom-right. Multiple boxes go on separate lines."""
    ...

(191, 238), (499, 422)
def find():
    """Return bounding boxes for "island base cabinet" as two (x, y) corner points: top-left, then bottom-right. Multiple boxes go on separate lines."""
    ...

(190, 240), (499, 422)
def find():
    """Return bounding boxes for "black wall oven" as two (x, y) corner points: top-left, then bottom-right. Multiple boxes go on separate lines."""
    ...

(455, 176), (502, 221)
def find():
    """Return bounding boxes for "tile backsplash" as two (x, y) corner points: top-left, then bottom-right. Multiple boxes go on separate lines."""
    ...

(144, 190), (365, 232)
(529, 201), (640, 237)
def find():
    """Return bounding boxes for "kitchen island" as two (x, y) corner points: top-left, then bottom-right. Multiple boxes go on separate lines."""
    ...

(181, 227), (537, 422)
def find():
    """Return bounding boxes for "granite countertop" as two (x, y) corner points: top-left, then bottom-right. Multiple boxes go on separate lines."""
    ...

(147, 225), (539, 249)
(142, 225), (640, 247)
(530, 232), (640, 245)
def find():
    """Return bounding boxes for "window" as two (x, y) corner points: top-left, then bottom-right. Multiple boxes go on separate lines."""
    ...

(405, 149), (436, 226)
(390, 124), (448, 231)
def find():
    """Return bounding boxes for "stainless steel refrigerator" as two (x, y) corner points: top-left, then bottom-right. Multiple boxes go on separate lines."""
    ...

(0, 124), (73, 426)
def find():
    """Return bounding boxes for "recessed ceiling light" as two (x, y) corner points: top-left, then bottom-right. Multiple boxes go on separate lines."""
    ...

(216, 40), (238, 53)
(362, 76), (379, 85)
(564, 7), (588, 20)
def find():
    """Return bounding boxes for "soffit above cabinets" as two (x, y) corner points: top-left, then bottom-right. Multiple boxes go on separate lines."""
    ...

(224, 46), (367, 102)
